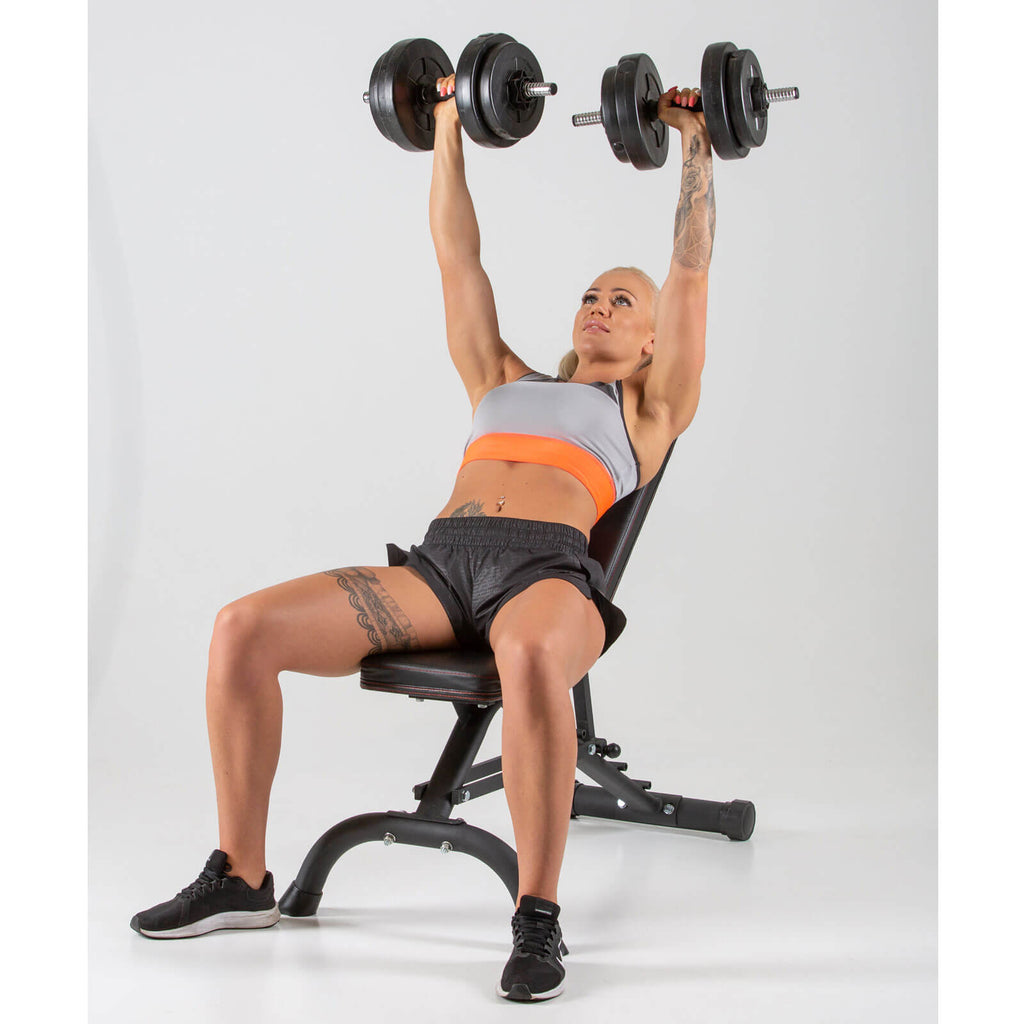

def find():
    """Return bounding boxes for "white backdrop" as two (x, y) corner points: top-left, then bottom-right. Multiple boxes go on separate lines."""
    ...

(89, 0), (936, 1016)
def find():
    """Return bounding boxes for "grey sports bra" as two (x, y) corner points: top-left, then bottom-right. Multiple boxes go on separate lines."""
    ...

(460, 372), (641, 518)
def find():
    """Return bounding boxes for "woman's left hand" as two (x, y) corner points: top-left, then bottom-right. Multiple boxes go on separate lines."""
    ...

(658, 86), (708, 139)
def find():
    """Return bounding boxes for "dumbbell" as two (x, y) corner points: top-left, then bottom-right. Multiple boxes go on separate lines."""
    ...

(363, 34), (557, 151)
(571, 42), (800, 168)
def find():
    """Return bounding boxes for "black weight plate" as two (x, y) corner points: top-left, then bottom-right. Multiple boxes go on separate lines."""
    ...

(369, 37), (453, 151)
(600, 63), (628, 163)
(368, 41), (410, 148)
(471, 39), (518, 148)
(455, 32), (515, 147)
(478, 38), (545, 143)
(614, 53), (667, 170)
(700, 41), (748, 160)
(725, 48), (768, 149)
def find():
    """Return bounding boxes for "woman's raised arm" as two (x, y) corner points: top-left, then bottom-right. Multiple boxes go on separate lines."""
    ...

(428, 77), (482, 266)
(641, 86), (714, 437)
(428, 75), (517, 406)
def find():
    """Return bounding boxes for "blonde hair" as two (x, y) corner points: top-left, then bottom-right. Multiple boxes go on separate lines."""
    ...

(557, 266), (660, 381)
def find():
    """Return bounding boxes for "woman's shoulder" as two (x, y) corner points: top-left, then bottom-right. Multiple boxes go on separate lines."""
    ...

(502, 353), (542, 385)
(507, 367), (557, 385)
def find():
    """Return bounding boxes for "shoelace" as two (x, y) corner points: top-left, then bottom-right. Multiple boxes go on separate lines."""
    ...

(177, 870), (228, 901)
(511, 911), (560, 958)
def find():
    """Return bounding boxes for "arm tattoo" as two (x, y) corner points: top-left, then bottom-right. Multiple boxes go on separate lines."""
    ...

(673, 134), (716, 271)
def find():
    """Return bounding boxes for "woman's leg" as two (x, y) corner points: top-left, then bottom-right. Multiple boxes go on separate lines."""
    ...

(487, 578), (607, 906)
(499, 679), (579, 906)
(204, 564), (459, 888)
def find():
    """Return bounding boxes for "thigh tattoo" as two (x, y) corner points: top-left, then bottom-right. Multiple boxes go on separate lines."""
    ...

(322, 568), (420, 653)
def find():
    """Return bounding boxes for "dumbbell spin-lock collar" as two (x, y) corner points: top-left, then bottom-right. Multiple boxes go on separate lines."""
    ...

(520, 81), (557, 99)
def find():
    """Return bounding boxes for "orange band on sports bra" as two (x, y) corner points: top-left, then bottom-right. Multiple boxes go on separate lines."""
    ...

(460, 433), (617, 520)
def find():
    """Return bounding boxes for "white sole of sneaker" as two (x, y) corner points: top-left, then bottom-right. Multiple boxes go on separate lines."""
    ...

(495, 979), (564, 1001)
(138, 905), (281, 939)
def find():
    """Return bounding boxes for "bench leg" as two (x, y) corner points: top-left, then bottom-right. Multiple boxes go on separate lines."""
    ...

(571, 782), (756, 840)
(279, 809), (520, 915)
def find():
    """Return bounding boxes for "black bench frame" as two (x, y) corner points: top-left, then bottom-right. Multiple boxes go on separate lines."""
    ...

(279, 439), (755, 922)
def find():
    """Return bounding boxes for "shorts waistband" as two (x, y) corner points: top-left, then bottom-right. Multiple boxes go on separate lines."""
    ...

(423, 516), (589, 556)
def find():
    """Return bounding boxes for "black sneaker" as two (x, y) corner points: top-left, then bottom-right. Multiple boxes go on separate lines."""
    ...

(130, 850), (280, 939)
(496, 895), (567, 1001)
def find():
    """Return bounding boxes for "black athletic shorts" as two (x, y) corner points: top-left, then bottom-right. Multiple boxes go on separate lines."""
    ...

(385, 516), (627, 656)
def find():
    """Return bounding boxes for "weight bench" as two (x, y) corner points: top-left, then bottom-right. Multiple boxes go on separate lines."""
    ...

(279, 438), (755, 927)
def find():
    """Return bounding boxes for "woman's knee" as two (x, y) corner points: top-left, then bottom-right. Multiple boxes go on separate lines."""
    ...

(494, 635), (573, 700)
(209, 598), (279, 677)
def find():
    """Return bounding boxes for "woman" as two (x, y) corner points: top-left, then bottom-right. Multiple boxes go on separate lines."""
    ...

(130, 73), (714, 1003)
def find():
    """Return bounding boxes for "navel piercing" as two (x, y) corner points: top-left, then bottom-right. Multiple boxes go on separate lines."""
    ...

(496, 495), (506, 512)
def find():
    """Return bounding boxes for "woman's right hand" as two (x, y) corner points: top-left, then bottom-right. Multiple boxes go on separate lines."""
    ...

(433, 73), (461, 133)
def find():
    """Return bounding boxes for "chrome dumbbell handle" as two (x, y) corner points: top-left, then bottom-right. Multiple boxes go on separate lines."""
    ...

(571, 84), (798, 126)
(363, 81), (556, 105)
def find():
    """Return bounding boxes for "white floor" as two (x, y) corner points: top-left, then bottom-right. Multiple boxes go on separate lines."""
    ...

(92, 787), (936, 1022)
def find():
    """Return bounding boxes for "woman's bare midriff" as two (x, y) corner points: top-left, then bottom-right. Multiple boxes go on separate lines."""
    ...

(436, 460), (600, 538)
(434, 374), (675, 538)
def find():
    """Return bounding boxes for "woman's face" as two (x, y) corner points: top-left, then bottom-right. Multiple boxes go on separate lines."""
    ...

(572, 271), (655, 366)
